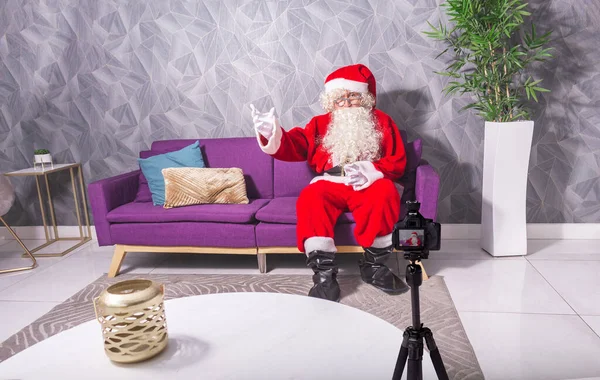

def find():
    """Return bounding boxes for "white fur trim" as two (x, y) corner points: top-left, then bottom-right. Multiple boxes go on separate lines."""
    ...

(256, 119), (282, 155)
(325, 78), (369, 93)
(351, 161), (384, 191)
(309, 173), (350, 185)
(371, 233), (393, 248)
(304, 236), (337, 254)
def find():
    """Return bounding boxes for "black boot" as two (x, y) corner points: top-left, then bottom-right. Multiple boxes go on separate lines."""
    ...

(359, 245), (409, 294)
(306, 250), (341, 302)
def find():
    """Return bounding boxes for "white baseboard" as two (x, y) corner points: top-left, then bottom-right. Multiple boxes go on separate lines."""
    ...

(0, 224), (599, 242)
(441, 223), (600, 240)
(0, 226), (97, 241)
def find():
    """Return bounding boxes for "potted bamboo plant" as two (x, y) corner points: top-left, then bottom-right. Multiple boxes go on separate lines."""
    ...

(424, 0), (553, 256)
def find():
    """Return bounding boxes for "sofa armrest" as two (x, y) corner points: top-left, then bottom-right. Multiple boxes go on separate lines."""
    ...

(415, 161), (440, 221)
(88, 170), (140, 246)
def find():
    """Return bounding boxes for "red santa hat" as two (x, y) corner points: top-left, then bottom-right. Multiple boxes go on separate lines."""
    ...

(324, 64), (376, 98)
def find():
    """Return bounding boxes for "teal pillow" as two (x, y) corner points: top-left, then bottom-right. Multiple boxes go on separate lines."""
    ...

(138, 141), (205, 206)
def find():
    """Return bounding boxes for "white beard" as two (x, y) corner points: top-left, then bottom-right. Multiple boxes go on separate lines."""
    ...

(321, 107), (382, 167)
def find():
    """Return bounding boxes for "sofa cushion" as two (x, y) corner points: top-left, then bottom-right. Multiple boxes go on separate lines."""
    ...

(134, 174), (153, 202)
(256, 222), (359, 248)
(107, 199), (270, 224)
(405, 137), (422, 172)
(254, 197), (355, 224)
(110, 222), (257, 248)
(255, 195), (409, 225)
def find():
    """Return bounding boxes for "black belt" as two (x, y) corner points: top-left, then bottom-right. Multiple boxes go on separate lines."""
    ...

(324, 165), (345, 176)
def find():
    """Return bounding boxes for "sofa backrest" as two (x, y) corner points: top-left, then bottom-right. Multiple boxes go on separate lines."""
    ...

(145, 137), (274, 199)
(274, 130), (422, 197)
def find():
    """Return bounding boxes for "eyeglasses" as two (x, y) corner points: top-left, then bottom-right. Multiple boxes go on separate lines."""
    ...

(335, 93), (362, 106)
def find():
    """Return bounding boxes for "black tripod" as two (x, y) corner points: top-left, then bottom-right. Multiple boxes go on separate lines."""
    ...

(392, 254), (449, 380)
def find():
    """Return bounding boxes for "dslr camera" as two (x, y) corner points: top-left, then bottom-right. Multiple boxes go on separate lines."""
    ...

(392, 200), (441, 258)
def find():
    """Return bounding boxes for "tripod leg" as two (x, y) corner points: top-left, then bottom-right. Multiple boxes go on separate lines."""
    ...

(423, 328), (449, 380)
(392, 330), (410, 380)
(407, 327), (424, 380)
(407, 355), (422, 380)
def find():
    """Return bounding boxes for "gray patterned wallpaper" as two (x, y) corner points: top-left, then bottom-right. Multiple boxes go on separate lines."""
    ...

(0, 0), (598, 226)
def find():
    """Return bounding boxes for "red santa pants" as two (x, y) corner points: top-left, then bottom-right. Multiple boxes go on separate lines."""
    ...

(296, 178), (401, 252)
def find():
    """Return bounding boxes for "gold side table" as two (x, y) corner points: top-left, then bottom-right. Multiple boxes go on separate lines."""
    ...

(4, 163), (92, 257)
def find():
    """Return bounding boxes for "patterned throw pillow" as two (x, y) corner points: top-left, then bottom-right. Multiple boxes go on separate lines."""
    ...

(162, 167), (249, 209)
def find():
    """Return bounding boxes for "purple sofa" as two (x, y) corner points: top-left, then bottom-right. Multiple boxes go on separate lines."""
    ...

(88, 133), (440, 277)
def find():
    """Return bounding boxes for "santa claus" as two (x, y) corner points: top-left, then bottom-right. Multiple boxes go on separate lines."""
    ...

(405, 232), (422, 247)
(251, 64), (408, 302)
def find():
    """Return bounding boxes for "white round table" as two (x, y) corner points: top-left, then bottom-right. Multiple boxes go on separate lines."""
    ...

(0, 292), (436, 379)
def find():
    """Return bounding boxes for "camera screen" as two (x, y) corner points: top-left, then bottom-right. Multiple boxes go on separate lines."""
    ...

(397, 230), (424, 248)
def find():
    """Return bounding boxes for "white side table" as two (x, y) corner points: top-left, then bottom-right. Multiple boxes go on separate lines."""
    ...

(4, 163), (92, 257)
(0, 292), (436, 379)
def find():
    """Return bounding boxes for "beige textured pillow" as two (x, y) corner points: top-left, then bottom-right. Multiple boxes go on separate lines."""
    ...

(162, 167), (249, 209)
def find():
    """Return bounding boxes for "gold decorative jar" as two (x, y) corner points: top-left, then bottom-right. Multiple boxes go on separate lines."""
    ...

(94, 279), (168, 363)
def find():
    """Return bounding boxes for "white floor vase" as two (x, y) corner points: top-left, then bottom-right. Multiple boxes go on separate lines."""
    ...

(481, 120), (534, 256)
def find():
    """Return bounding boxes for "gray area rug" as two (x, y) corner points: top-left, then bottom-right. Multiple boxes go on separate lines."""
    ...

(0, 274), (483, 379)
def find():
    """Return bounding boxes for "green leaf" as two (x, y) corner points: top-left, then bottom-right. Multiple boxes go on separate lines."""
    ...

(460, 103), (484, 112)
(528, 79), (543, 86)
(533, 47), (554, 60)
(433, 70), (462, 78)
(530, 88), (538, 101)
(539, 30), (553, 41)
(434, 47), (450, 59)
(423, 21), (446, 40)
(532, 86), (550, 92)
(514, 3), (529, 11)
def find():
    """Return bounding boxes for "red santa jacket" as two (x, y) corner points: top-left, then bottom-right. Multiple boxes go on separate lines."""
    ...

(257, 109), (407, 182)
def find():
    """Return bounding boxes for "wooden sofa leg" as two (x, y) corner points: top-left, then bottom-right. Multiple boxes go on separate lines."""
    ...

(257, 253), (267, 274)
(108, 245), (127, 278)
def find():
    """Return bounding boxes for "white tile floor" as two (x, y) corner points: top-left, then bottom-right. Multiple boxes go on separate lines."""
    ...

(0, 237), (599, 380)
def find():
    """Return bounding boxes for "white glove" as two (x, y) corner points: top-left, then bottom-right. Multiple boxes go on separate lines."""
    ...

(250, 104), (277, 140)
(344, 163), (368, 188)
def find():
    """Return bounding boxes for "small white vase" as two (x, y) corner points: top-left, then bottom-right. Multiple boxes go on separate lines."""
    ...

(480, 120), (534, 256)
(34, 154), (52, 163)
